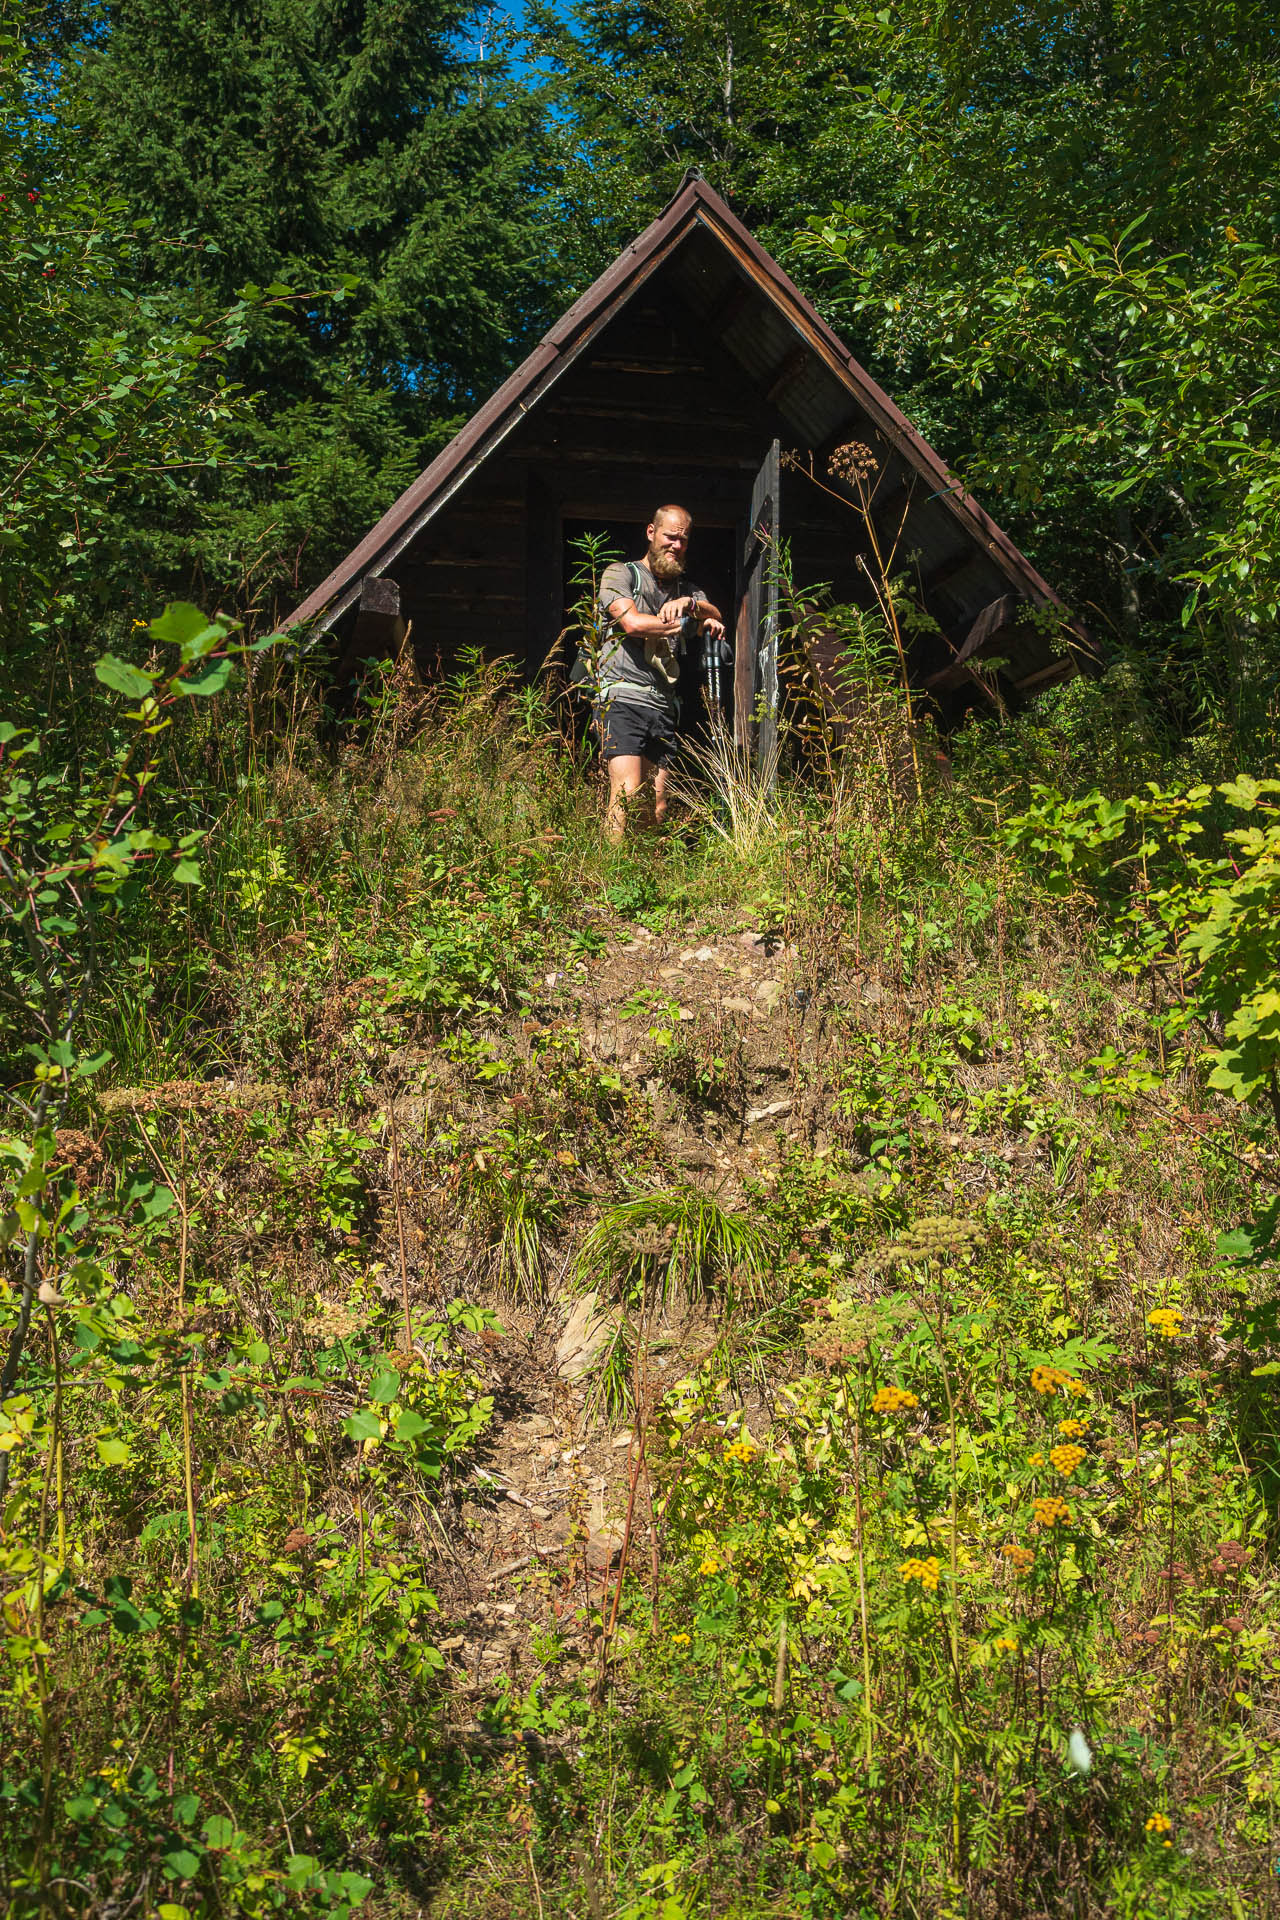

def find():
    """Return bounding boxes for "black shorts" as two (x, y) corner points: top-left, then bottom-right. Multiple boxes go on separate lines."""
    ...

(595, 700), (678, 768)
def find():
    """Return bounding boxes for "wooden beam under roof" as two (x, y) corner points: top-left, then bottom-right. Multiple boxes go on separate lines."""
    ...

(331, 574), (405, 681)
(704, 275), (753, 340)
(766, 345), (810, 408)
(919, 550), (973, 598)
(1013, 656), (1074, 693)
(921, 593), (1017, 692)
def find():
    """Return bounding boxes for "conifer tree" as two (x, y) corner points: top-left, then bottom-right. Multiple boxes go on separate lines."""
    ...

(77, 0), (555, 610)
(528, 0), (861, 290)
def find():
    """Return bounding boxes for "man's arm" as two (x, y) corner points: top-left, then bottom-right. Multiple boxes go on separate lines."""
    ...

(605, 595), (682, 639)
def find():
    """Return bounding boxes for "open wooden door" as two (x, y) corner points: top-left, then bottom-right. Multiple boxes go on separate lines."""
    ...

(734, 438), (780, 775)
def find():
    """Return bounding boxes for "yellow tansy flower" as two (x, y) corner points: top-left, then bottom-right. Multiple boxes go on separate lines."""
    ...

(1149, 1308), (1183, 1340)
(1032, 1495), (1071, 1529)
(1031, 1365), (1085, 1397)
(872, 1385), (920, 1414)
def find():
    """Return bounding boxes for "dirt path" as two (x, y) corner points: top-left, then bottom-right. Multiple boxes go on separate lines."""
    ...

(428, 917), (828, 1707)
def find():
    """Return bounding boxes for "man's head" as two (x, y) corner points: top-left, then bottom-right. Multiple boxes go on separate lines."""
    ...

(646, 505), (692, 581)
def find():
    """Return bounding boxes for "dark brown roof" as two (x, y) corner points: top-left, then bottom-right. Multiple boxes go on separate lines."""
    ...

(282, 172), (1074, 644)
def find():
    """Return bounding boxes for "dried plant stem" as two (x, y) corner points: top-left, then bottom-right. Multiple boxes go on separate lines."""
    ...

(388, 1093), (414, 1351)
(0, 1090), (51, 1507)
(850, 1375), (874, 1768)
(603, 1284), (653, 1657)
(915, 1289), (964, 1866)
(1164, 1357), (1176, 1743)
(176, 1121), (198, 1596)
(772, 1611), (789, 1713)
(33, 1304), (61, 1904)
(605, 1428), (648, 1645)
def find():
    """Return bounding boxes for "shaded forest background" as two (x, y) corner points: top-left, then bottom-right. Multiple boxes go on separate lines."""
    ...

(4, 0), (1279, 751)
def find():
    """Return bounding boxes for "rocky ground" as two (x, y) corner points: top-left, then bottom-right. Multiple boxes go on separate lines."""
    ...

(425, 918), (810, 1718)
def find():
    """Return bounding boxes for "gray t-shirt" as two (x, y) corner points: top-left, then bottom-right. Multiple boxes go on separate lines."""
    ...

(595, 560), (703, 714)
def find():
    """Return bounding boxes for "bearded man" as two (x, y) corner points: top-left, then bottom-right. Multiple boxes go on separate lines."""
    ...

(595, 504), (727, 841)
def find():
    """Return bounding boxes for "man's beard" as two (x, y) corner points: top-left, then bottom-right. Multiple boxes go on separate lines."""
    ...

(647, 545), (683, 582)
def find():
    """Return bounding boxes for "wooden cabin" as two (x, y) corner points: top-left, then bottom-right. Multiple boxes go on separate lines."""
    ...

(283, 172), (1089, 751)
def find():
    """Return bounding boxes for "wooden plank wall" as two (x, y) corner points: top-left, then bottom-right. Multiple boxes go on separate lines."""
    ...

(378, 251), (1054, 706)
(390, 289), (786, 680)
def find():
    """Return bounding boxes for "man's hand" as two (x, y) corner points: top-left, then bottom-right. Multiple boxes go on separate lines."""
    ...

(609, 595), (684, 639)
(664, 596), (726, 642)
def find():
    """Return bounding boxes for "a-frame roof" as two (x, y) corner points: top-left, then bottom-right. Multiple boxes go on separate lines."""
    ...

(284, 171), (1078, 675)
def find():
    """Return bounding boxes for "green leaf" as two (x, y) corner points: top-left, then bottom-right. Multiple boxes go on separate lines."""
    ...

(150, 602), (221, 654)
(342, 1408), (383, 1443)
(111, 1598), (159, 1634)
(96, 1436), (131, 1466)
(140, 1184), (176, 1220)
(175, 658), (233, 698)
(1218, 1199), (1280, 1267)
(162, 1848), (201, 1880)
(1219, 775), (1265, 809)
(173, 859), (202, 885)
(94, 654), (155, 699)
(369, 1367), (401, 1404)
(203, 1814), (236, 1848)
(393, 1408), (431, 1442)
(65, 1795), (99, 1821)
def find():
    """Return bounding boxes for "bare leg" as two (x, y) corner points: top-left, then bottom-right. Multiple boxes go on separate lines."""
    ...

(606, 754), (649, 842)
(653, 762), (670, 827)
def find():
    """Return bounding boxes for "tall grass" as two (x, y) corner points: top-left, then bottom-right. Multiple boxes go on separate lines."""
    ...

(666, 717), (786, 859)
(573, 1184), (772, 1308)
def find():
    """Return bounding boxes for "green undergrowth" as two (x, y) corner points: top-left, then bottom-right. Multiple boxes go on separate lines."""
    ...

(2, 641), (1278, 1917)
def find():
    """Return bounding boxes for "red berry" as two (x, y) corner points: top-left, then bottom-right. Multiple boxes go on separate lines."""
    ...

(28, 190), (38, 201)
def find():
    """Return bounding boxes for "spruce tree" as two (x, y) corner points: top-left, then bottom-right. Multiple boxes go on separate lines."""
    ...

(528, 0), (862, 292)
(77, 0), (555, 611)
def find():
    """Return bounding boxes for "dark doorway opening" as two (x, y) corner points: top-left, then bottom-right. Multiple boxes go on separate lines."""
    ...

(562, 517), (738, 743)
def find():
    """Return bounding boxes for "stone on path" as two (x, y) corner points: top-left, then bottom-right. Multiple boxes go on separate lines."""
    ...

(555, 1290), (620, 1380)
